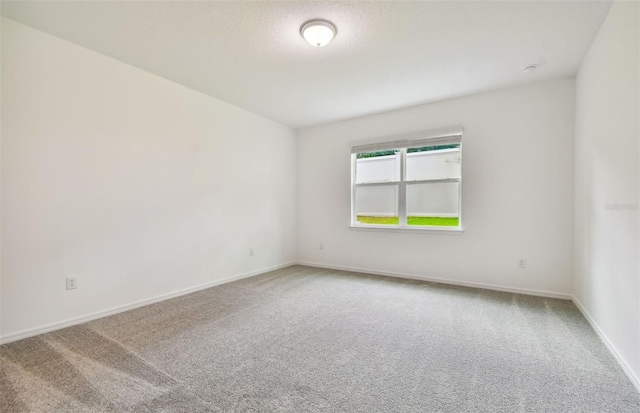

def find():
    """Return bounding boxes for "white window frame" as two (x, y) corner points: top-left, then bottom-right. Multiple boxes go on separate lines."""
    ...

(350, 127), (463, 233)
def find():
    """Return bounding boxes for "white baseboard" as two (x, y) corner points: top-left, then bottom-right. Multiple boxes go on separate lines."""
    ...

(296, 261), (572, 300)
(572, 296), (640, 393)
(0, 262), (296, 345)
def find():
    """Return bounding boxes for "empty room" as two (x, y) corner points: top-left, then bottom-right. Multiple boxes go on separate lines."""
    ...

(1, 0), (639, 412)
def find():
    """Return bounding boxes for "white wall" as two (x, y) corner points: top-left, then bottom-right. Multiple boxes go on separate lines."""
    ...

(573, 0), (640, 385)
(0, 18), (296, 340)
(297, 78), (575, 296)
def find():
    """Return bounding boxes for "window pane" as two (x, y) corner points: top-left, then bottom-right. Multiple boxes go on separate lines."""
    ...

(406, 182), (459, 227)
(406, 145), (461, 181)
(355, 185), (398, 225)
(355, 150), (401, 184)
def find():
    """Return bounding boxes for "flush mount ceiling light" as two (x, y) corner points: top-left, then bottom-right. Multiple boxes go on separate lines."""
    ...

(300, 19), (337, 48)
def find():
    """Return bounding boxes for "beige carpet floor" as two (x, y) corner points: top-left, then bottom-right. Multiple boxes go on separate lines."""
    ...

(1, 265), (640, 412)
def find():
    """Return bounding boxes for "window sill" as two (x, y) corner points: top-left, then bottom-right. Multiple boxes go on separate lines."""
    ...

(349, 225), (464, 234)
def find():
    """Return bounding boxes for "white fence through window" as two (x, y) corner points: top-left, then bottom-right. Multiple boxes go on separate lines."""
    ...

(355, 149), (461, 218)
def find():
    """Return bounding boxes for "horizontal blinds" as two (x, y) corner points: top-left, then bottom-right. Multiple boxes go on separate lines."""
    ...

(350, 127), (463, 154)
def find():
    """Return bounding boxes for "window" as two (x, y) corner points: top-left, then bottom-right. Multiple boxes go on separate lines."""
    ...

(350, 128), (462, 230)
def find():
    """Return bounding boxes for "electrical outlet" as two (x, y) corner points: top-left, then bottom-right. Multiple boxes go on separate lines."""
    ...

(320, 243), (324, 250)
(518, 259), (527, 269)
(249, 248), (254, 256)
(66, 277), (77, 290)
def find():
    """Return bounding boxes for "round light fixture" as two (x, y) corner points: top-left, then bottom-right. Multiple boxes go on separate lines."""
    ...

(300, 19), (337, 48)
(523, 65), (537, 74)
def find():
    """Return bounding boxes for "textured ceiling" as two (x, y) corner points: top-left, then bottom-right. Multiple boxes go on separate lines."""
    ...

(1, 1), (612, 128)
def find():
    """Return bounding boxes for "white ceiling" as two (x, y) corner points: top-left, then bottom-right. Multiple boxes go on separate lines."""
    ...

(1, 1), (612, 129)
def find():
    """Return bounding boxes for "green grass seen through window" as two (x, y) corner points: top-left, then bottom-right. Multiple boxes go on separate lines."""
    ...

(357, 216), (399, 225)
(356, 216), (459, 227)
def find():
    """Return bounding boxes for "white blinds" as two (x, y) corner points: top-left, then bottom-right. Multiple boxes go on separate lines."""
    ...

(350, 126), (463, 154)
